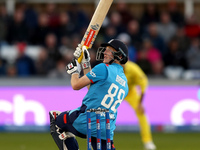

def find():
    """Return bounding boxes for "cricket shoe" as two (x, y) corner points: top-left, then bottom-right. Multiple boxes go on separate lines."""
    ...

(49, 110), (61, 120)
(49, 111), (75, 140)
(144, 142), (156, 150)
(49, 110), (61, 134)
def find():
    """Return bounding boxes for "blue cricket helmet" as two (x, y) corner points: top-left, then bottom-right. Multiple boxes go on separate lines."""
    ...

(96, 39), (128, 64)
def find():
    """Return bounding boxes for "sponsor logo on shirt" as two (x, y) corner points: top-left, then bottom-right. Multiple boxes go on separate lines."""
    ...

(90, 70), (96, 77)
(116, 75), (126, 87)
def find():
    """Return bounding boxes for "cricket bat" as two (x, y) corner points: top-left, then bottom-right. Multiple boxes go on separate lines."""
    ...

(78, 0), (113, 63)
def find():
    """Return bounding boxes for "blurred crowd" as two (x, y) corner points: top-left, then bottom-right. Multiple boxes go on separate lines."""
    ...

(0, 1), (200, 79)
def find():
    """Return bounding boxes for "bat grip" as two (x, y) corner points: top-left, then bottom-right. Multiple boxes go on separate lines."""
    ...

(77, 45), (88, 63)
(77, 51), (83, 64)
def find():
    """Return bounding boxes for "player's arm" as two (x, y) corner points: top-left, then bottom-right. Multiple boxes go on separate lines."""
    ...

(139, 93), (144, 103)
(138, 76), (148, 104)
(66, 58), (91, 90)
(128, 62), (148, 113)
(71, 74), (91, 90)
(74, 44), (92, 89)
(137, 75), (148, 114)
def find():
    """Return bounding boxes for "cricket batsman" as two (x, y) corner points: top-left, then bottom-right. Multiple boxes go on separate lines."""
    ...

(124, 60), (156, 150)
(49, 39), (129, 150)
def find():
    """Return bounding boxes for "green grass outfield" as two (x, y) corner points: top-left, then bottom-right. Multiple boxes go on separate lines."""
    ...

(0, 132), (199, 150)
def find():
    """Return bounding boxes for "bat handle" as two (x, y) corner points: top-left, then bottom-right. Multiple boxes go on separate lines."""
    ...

(77, 45), (88, 63)
(77, 52), (83, 64)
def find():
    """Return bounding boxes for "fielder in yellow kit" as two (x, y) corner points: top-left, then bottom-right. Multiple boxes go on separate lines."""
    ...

(124, 61), (156, 150)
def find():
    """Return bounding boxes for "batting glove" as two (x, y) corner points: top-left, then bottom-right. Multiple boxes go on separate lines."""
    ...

(66, 58), (81, 75)
(74, 44), (82, 58)
(81, 46), (91, 69)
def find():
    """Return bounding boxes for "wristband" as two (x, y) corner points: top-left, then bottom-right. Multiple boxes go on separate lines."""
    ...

(82, 62), (91, 69)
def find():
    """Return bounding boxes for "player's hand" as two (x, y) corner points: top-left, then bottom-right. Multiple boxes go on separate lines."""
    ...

(137, 103), (145, 114)
(81, 46), (91, 69)
(74, 44), (82, 58)
(66, 58), (81, 75)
